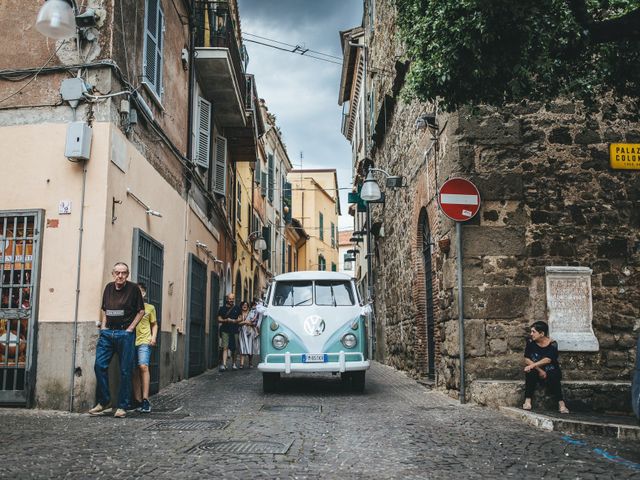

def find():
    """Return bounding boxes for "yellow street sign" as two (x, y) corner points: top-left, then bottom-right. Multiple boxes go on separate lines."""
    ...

(610, 143), (640, 170)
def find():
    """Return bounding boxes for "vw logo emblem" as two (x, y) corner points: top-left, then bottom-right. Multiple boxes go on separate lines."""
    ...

(304, 315), (325, 336)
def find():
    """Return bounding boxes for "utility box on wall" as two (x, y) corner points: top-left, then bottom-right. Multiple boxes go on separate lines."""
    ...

(65, 121), (92, 161)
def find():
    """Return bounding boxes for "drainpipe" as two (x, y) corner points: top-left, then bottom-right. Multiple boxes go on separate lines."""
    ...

(185, 0), (197, 191)
(456, 221), (466, 403)
(68, 159), (87, 412)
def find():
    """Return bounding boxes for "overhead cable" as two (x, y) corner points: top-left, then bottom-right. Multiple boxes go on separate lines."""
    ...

(242, 38), (343, 66)
(0, 43), (64, 105)
(243, 32), (343, 60)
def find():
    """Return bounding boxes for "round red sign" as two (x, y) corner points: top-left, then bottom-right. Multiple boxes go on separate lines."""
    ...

(438, 178), (481, 221)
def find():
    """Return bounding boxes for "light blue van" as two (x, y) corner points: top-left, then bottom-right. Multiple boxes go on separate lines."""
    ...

(258, 271), (370, 392)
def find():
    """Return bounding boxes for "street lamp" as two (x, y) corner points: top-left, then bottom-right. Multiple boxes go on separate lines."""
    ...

(360, 168), (405, 202)
(248, 231), (267, 252)
(36, 0), (98, 40)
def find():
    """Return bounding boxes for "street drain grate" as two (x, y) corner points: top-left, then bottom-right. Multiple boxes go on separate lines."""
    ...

(146, 419), (229, 431)
(187, 440), (293, 455)
(260, 405), (321, 413)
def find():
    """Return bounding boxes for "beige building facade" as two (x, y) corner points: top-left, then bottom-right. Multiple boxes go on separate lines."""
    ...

(288, 170), (340, 272)
(0, 0), (256, 410)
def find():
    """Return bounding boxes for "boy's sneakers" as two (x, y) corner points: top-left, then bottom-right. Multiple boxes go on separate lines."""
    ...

(219, 364), (226, 372)
(88, 403), (113, 416)
(113, 408), (127, 418)
(127, 400), (142, 412)
(232, 364), (238, 370)
(139, 399), (151, 413)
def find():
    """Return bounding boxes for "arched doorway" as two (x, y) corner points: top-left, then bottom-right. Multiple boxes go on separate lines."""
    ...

(419, 208), (436, 379)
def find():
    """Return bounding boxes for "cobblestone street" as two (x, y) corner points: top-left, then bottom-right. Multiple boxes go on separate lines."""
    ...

(2, 363), (639, 479)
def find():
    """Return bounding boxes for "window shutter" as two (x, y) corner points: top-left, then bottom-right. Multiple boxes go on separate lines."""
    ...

(213, 135), (227, 195)
(260, 172), (267, 197)
(143, 0), (164, 98)
(267, 154), (274, 202)
(319, 213), (324, 241)
(262, 225), (271, 261)
(194, 96), (211, 168)
(236, 181), (242, 222)
(157, 8), (164, 95)
(331, 222), (336, 247)
(283, 181), (292, 223)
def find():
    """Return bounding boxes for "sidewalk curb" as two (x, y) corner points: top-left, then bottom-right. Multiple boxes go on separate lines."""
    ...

(500, 406), (640, 440)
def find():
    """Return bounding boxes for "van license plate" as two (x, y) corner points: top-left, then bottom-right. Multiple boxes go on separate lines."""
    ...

(303, 354), (327, 363)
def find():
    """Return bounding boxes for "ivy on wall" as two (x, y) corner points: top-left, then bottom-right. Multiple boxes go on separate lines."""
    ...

(394, 0), (640, 111)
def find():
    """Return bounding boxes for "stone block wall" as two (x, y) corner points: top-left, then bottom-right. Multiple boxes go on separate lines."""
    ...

(367, 0), (640, 400)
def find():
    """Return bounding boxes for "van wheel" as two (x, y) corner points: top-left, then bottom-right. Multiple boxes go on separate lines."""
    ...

(263, 372), (280, 393)
(351, 371), (365, 393)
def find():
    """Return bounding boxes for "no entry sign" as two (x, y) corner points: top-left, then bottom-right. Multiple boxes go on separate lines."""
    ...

(438, 178), (481, 221)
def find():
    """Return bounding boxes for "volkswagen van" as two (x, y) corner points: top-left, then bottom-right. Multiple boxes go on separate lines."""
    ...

(258, 271), (370, 392)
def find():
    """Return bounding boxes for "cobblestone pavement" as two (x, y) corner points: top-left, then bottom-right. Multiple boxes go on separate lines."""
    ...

(2, 362), (639, 479)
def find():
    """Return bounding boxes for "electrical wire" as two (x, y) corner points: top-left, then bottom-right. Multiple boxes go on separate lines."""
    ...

(242, 38), (343, 66)
(0, 43), (64, 105)
(243, 32), (343, 60)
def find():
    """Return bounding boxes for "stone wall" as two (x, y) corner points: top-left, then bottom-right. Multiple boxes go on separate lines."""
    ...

(367, 0), (639, 400)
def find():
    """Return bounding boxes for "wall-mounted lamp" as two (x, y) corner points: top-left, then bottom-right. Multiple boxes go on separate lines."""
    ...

(126, 188), (162, 218)
(36, 0), (98, 40)
(415, 112), (438, 131)
(349, 235), (363, 243)
(248, 231), (267, 252)
(196, 241), (224, 263)
(360, 168), (405, 202)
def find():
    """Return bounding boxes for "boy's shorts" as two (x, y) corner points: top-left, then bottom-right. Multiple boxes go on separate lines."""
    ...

(136, 344), (152, 366)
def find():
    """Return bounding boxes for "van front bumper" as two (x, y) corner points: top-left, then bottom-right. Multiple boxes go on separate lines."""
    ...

(258, 351), (369, 374)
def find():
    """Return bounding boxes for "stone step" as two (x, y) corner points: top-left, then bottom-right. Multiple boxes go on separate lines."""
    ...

(470, 379), (632, 415)
(500, 406), (640, 440)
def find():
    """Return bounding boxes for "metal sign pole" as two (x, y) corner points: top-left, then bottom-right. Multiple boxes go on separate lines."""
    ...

(456, 221), (465, 404)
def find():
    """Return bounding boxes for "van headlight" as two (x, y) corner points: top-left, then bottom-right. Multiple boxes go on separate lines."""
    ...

(341, 333), (357, 349)
(272, 334), (288, 350)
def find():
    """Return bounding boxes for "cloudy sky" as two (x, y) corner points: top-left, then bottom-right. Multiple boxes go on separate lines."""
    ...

(237, 0), (363, 230)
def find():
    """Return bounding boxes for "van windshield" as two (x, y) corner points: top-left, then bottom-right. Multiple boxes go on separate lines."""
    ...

(315, 281), (355, 306)
(272, 281), (313, 306)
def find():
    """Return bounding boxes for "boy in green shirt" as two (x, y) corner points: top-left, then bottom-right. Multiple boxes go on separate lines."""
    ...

(132, 283), (158, 413)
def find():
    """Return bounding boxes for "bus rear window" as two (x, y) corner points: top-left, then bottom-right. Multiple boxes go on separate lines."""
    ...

(315, 281), (355, 306)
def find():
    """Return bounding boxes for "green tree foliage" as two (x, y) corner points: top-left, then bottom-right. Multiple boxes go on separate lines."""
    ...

(394, 0), (640, 110)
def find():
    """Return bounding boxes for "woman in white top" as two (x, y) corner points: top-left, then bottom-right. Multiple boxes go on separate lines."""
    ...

(238, 301), (255, 368)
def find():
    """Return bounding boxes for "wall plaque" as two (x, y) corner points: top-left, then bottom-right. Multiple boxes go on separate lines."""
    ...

(545, 266), (599, 351)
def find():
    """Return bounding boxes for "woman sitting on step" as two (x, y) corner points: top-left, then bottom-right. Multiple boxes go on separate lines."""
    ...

(523, 321), (570, 414)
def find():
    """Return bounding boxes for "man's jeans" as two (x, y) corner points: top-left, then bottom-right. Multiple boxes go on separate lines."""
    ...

(94, 329), (135, 409)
